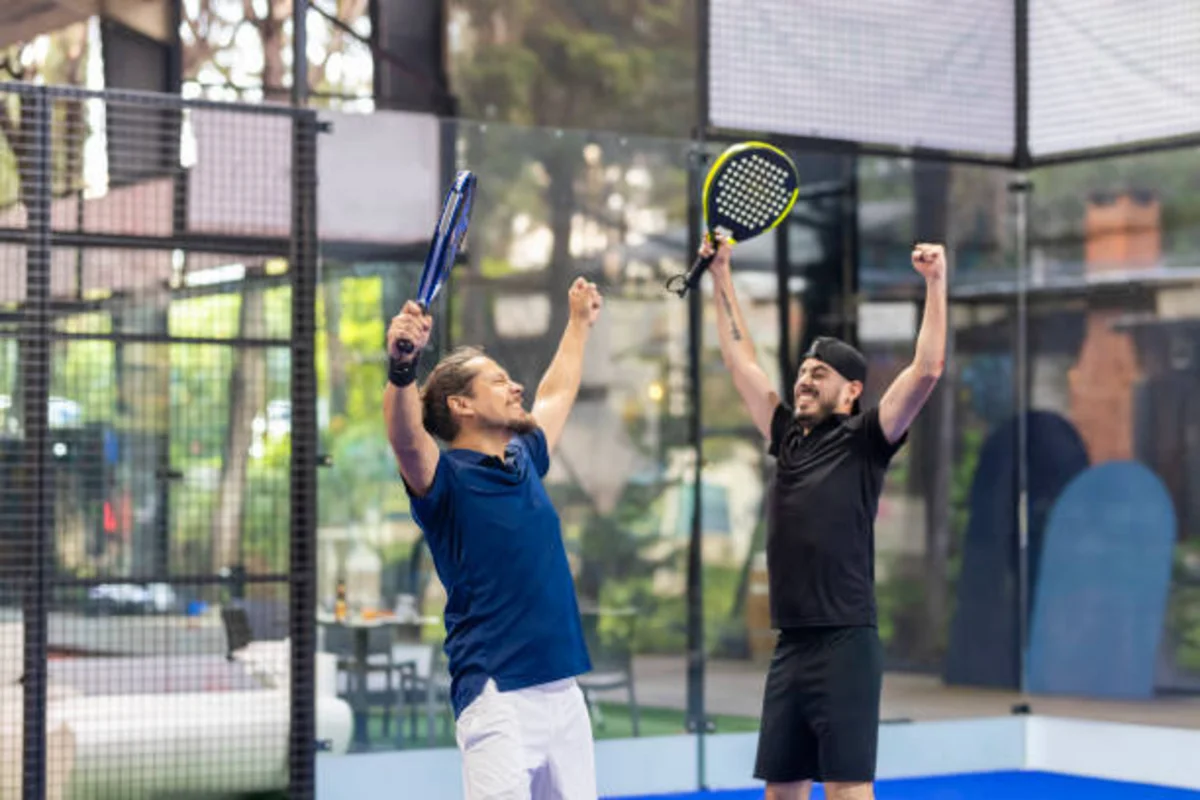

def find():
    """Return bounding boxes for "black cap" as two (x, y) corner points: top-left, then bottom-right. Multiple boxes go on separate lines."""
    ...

(801, 336), (867, 413)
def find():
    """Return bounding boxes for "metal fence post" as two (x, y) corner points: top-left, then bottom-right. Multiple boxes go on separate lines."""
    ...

(21, 85), (52, 800)
(288, 108), (320, 800)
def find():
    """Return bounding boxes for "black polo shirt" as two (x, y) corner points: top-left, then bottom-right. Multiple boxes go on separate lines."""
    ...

(766, 403), (907, 630)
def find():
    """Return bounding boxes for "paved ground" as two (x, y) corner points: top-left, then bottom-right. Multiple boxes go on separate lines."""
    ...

(629, 655), (1200, 729)
(9, 613), (1199, 731)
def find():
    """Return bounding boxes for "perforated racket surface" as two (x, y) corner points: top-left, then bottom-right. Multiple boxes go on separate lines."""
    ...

(398, 170), (477, 354)
(666, 142), (799, 297)
(705, 144), (799, 242)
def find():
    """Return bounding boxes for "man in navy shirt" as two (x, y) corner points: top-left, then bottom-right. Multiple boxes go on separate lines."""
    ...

(384, 276), (603, 800)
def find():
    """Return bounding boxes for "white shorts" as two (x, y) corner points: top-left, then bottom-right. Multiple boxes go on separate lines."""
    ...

(455, 677), (597, 800)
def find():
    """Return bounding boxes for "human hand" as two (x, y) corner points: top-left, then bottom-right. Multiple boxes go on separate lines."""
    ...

(699, 232), (734, 281)
(568, 277), (603, 326)
(911, 242), (947, 282)
(386, 301), (433, 361)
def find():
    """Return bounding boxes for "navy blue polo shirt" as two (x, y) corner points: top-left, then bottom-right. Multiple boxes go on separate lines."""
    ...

(405, 427), (591, 717)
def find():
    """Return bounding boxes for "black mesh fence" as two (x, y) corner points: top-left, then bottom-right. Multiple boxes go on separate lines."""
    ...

(3, 42), (1200, 798)
(0, 82), (318, 799)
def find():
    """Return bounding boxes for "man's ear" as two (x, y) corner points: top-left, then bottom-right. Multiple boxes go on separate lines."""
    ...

(447, 395), (472, 417)
(848, 380), (864, 404)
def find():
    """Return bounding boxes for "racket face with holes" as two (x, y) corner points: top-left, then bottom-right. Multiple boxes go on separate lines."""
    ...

(702, 142), (799, 244)
(415, 170), (477, 309)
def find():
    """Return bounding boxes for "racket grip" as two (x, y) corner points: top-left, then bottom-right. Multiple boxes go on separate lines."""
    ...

(668, 252), (717, 298)
(394, 301), (429, 355)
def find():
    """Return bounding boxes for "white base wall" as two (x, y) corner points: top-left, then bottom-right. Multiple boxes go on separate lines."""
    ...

(316, 714), (1200, 799)
(1026, 717), (1200, 791)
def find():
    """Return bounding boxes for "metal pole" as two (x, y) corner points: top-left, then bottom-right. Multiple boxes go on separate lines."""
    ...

(1011, 175), (1031, 695)
(1013, 0), (1032, 695)
(840, 160), (860, 347)
(687, 0), (711, 789)
(684, 184), (708, 779)
(776, 209), (791, 388)
(287, 116), (320, 797)
(1014, 0), (1030, 169)
(288, 2), (318, 796)
(21, 86), (52, 800)
(292, 0), (309, 108)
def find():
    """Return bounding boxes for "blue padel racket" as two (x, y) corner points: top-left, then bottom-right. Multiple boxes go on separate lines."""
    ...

(397, 169), (477, 354)
(666, 141), (799, 298)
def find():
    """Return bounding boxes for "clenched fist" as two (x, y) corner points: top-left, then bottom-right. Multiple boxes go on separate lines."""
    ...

(911, 242), (947, 282)
(698, 232), (734, 281)
(568, 277), (603, 327)
(387, 301), (433, 361)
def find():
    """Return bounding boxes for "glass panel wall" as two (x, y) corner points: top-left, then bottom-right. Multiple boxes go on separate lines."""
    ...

(310, 123), (1200, 761)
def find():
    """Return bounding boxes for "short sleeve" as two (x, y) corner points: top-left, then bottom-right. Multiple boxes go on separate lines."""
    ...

(767, 403), (793, 458)
(516, 427), (551, 478)
(861, 406), (907, 464)
(403, 454), (455, 532)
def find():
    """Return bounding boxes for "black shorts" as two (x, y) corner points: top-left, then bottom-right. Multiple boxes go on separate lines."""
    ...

(753, 625), (883, 784)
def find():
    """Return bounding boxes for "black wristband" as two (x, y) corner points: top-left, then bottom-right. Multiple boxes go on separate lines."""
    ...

(387, 357), (418, 388)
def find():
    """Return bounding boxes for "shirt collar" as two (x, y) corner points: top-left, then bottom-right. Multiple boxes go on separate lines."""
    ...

(447, 444), (517, 470)
(802, 412), (849, 437)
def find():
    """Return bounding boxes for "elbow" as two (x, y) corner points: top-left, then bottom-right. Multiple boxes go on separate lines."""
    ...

(389, 436), (425, 467)
(913, 358), (944, 384)
(386, 432), (409, 459)
(720, 339), (749, 369)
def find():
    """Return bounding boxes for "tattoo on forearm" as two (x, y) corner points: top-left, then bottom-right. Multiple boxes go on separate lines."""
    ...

(718, 288), (742, 341)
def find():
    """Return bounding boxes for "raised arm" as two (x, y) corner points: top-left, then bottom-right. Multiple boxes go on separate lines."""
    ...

(383, 301), (441, 496)
(878, 243), (948, 444)
(531, 277), (603, 452)
(705, 236), (780, 440)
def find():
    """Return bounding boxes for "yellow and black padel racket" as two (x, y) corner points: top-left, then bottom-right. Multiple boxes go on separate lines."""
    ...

(666, 141), (800, 298)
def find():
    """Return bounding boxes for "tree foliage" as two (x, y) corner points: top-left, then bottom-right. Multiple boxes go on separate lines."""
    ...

(438, 3), (702, 626)
(181, 0), (372, 102)
(448, 0), (695, 136)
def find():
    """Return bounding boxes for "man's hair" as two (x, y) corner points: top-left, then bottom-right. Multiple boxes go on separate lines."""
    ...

(420, 346), (486, 442)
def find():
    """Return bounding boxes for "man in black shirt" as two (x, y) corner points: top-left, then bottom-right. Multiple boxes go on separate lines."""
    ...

(701, 235), (946, 800)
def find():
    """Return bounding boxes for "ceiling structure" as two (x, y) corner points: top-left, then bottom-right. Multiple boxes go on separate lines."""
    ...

(0, 0), (172, 51)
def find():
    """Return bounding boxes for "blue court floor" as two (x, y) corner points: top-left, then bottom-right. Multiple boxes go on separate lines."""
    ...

(611, 771), (1200, 799)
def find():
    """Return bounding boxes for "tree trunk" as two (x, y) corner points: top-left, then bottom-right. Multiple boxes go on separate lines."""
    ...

(324, 276), (348, 418)
(259, 3), (287, 102)
(211, 288), (266, 573)
(208, 0), (284, 574)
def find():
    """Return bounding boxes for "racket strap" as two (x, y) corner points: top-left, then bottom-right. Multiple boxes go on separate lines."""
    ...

(388, 357), (419, 388)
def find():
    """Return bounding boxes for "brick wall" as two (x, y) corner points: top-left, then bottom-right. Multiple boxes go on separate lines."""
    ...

(1067, 193), (1160, 463)
(1068, 309), (1142, 462)
(1083, 192), (1162, 273)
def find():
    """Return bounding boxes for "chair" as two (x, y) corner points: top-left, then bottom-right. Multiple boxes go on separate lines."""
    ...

(393, 642), (454, 746)
(576, 607), (640, 737)
(220, 605), (254, 660)
(324, 623), (417, 748)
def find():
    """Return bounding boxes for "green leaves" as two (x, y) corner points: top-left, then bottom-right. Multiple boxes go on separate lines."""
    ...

(449, 0), (695, 136)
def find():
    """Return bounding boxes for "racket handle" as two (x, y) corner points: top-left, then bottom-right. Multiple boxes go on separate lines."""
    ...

(394, 302), (430, 356)
(667, 251), (717, 298)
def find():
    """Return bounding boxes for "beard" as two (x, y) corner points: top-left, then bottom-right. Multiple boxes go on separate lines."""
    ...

(504, 408), (538, 435)
(475, 402), (538, 436)
(794, 394), (837, 428)
(473, 407), (538, 438)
